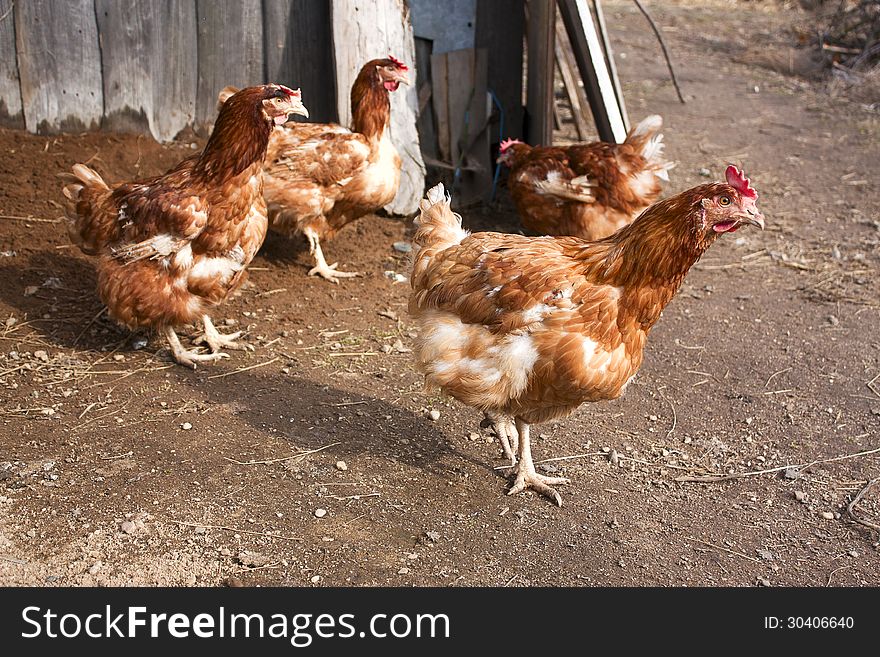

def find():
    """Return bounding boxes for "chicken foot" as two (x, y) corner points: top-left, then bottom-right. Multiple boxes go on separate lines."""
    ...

(506, 418), (568, 506)
(192, 315), (254, 353)
(163, 326), (230, 369)
(481, 412), (519, 465)
(305, 228), (361, 284)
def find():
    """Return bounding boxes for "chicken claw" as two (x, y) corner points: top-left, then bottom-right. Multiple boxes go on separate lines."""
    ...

(482, 412), (519, 465)
(507, 466), (569, 507)
(163, 326), (230, 369)
(505, 419), (569, 506)
(306, 228), (361, 284)
(192, 315), (254, 353)
(308, 261), (361, 284)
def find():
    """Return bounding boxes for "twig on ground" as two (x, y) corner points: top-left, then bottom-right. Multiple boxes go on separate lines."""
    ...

(845, 476), (880, 533)
(207, 357), (279, 380)
(99, 451), (133, 461)
(826, 565), (852, 587)
(657, 387), (677, 439)
(167, 520), (301, 541)
(765, 367), (792, 389)
(688, 537), (759, 563)
(0, 555), (27, 565)
(224, 442), (342, 466)
(633, 0), (686, 103)
(0, 214), (61, 224)
(72, 308), (107, 346)
(677, 444), (880, 483)
(329, 492), (380, 501)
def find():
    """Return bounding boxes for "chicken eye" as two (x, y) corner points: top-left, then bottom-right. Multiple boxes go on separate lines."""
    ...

(719, 196), (731, 206)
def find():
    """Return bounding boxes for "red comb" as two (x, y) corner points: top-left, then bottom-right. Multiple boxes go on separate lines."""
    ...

(500, 138), (523, 153)
(725, 165), (757, 199)
(388, 55), (408, 71)
(279, 85), (301, 97)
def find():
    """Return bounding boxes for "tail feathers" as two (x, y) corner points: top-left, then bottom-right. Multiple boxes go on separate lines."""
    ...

(413, 183), (469, 252)
(626, 115), (674, 181)
(217, 85), (240, 111)
(61, 164), (113, 254)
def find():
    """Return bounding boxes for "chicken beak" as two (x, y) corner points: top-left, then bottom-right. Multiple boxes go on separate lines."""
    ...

(739, 209), (765, 230)
(394, 71), (411, 86)
(287, 98), (309, 119)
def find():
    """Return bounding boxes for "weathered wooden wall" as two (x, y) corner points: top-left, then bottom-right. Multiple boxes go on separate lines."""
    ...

(96, 0), (197, 141)
(0, 0), (22, 127)
(332, 0), (426, 215)
(264, 0), (337, 123)
(195, 0), (265, 130)
(15, 0), (104, 132)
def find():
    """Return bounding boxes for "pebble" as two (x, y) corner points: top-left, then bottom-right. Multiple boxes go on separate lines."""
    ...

(397, 567), (410, 575)
(314, 508), (327, 518)
(757, 577), (771, 587)
(310, 575), (321, 583)
(335, 461), (348, 472)
(225, 318), (237, 326)
(794, 491), (807, 502)
(820, 511), (835, 520)
(698, 168), (711, 178)
(120, 521), (136, 534)
(392, 338), (411, 353)
(181, 422), (193, 430)
(392, 241), (412, 253)
(427, 409), (441, 422)
(849, 550), (859, 558)
(132, 336), (149, 350)
(34, 350), (49, 362)
(467, 432), (480, 441)
(88, 562), (102, 575)
(113, 354), (125, 362)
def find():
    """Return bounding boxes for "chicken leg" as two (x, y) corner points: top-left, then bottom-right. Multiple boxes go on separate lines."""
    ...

(507, 418), (569, 506)
(305, 227), (361, 284)
(482, 412), (519, 465)
(192, 315), (254, 353)
(163, 326), (229, 369)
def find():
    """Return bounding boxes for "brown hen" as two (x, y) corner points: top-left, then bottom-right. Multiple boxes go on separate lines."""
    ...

(221, 57), (410, 283)
(62, 85), (309, 367)
(499, 115), (674, 240)
(409, 167), (764, 504)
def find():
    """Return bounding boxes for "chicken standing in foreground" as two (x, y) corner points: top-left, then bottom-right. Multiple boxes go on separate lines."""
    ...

(221, 56), (410, 283)
(409, 167), (764, 504)
(63, 84), (309, 367)
(498, 115), (673, 241)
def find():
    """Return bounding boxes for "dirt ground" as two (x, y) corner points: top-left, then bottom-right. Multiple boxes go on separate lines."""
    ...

(1, 1), (878, 587)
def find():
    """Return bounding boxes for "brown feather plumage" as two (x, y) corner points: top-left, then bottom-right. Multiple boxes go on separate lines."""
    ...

(501, 115), (673, 241)
(62, 85), (298, 341)
(409, 176), (763, 502)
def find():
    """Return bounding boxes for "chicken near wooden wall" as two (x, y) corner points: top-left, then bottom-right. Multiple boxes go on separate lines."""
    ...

(408, 166), (763, 504)
(498, 115), (674, 241)
(62, 85), (309, 368)
(220, 56), (410, 284)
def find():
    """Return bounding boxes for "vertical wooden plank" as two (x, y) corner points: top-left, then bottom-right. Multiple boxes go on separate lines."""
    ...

(195, 0), (265, 130)
(460, 47), (491, 203)
(444, 48), (473, 169)
(263, 0), (336, 123)
(558, 0), (626, 143)
(593, 0), (628, 129)
(15, 0), (103, 133)
(414, 36), (438, 162)
(526, 0), (555, 146)
(474, 0), (524, 142)
(430, 52), (450, 163)
(554, 17), (591, 140)
(95, 0), (197, 142)
(0, 0), (23, 127)
(331, 0), (426, 215)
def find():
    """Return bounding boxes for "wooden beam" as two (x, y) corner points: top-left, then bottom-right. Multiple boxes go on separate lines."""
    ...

(554, 18), (591, 141)
(263, 0), (336, 123)
(0, 0), (23, 128)
(15, 0), (103, 133)
(558, 0), (626, 143)
(525, 0), (555, 146)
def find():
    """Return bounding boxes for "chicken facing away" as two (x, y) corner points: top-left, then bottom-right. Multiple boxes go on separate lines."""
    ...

(498, 115), (674, 240)
(62, 84), (309, 368)
(220, 56), (410, 283)
(409, 166), (764, 504)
